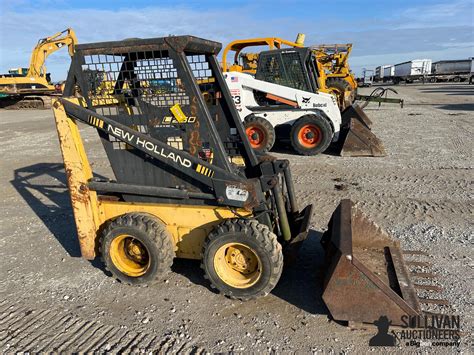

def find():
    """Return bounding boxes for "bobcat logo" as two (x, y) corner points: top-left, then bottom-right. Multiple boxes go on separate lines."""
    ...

(302, 97), (311, 103)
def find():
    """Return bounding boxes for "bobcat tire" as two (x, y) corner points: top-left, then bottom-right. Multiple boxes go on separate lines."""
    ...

(243, 115), (276, 153)
(100, 213), (174, 285)
(290, 114), (333, 155)
(201, 219), (283, 300)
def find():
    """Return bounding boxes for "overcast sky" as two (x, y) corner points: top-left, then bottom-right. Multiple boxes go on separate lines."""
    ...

(1, 0), (473, 80)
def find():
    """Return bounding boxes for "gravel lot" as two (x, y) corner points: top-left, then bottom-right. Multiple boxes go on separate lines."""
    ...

(0, 83), (472, 353)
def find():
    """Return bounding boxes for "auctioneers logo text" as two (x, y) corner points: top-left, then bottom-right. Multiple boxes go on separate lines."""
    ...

(369, 314), (461, 348)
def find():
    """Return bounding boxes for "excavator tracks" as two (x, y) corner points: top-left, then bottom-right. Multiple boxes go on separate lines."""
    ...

(0, 96), (52, 109)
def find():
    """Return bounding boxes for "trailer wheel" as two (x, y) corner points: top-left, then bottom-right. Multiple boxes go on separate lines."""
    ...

(100, 213), (174, 285)
(243, 115), (275, 153)
(290, 114), (333, 155)
(202, 219), (283, 300)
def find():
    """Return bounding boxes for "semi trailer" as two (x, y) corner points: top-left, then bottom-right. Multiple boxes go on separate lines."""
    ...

(429, 59), (473, 82)
(391, 59), (432, 84)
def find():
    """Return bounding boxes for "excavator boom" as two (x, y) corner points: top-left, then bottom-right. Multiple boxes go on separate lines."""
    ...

(27, 28), (77, 77)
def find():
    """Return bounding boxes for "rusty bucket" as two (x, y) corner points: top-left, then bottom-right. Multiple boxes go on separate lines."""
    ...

(339, 104), (386, 157)
(321, 200), (446, 326)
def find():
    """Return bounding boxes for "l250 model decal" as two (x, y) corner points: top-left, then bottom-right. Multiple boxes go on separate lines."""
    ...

(107, 125), (192, 168)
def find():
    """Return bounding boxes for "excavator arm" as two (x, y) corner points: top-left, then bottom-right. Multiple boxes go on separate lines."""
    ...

(27, 28), (77, 78)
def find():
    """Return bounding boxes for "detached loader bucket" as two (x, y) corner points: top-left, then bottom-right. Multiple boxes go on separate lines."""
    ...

(338, 104), (386, 157)
(321, 200), (445, 326)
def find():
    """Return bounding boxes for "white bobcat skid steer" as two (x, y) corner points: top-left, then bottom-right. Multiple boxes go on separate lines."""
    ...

(224, 71), (342, 155)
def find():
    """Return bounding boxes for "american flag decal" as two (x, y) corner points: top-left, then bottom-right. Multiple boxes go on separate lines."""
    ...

(231, 76), (238, 82)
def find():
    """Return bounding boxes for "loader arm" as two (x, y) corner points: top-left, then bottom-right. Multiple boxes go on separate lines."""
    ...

(27, 28), (77, 78)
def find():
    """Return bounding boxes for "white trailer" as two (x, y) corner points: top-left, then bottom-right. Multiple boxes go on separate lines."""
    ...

(375, 66), (382, 79)
(393, 59), (431, 84)
(383, 65), (395, 80)
(375, 65), (393, 81)
(429, 59), (472, 82)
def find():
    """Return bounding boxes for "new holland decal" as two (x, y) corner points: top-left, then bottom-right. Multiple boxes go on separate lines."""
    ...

(106, 124), (192, 168)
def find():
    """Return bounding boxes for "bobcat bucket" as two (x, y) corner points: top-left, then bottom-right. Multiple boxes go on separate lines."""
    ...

(338, 104), (386, 157)
(321, 200), (446, 326)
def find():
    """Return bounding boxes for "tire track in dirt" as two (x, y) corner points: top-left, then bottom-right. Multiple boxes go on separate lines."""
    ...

(0, 302), (205, 353)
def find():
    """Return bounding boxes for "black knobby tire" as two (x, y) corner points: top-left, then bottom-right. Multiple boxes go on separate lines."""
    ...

(243, 115), (276, 153)
(290, 114), (333, 156)
(201, 219), (283, 300)
(100, 212), (174, 285)
(326, 77), (355, 110)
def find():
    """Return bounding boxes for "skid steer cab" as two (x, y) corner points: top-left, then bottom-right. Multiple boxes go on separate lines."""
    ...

(53, 35), (443, 326)
(53, 35), (312, 299)
(225, 47), (385, 157)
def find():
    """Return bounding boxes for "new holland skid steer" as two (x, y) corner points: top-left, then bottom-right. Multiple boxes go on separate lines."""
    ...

(52, 35), (445, 326)
(225, 47), (385, 157)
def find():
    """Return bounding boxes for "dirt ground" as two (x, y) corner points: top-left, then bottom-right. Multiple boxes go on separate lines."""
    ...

(0, 83), (472, 353)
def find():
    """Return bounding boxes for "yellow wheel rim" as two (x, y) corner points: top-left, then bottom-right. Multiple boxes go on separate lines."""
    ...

(214, 243), (262, 289)
(110, 235), (150, 277)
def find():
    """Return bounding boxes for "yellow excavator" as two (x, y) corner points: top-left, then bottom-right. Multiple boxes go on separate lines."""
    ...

(0, 28), (77, 109)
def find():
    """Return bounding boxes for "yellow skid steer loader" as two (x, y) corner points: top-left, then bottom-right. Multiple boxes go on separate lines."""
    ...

(52, 35), (444, 325)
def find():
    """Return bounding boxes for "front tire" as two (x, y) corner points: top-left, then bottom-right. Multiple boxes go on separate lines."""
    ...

(290, 114), (333, 155)
(243, 115), (276, 153)
(100, 213), (174, 285)
(202, 219), (283, 300)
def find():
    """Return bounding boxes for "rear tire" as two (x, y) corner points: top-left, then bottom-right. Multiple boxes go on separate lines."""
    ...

(201, 219), (283, 300)
(100, 213), (174, 285)
(290, 114), (333, 155)
(243, 115), (275, 153)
